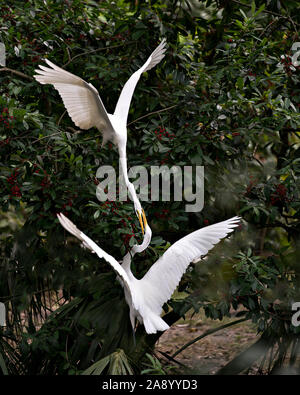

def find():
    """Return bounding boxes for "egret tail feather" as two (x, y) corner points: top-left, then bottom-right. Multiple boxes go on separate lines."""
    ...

(143, 313), (170, 334)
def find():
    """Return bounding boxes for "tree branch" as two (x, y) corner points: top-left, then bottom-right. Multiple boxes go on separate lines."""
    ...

(231, 0), (300, 28)
(0, 67), (33, 81)
(172, 317), (249, 359)
(216, 333), (273, 375)
(62, 41), (137, 68)
(127, 104), (178, 126)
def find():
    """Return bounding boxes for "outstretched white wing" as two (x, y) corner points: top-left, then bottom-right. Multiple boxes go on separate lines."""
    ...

(114, 39), (167, 124)
(140, 216), (241, 315)
(34, 60), (116, 144)
(57, 213), (137, 305)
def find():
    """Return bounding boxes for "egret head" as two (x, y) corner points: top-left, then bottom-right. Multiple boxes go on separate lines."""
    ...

(125, 182), (146, 235)
(131, 221), (152, 255)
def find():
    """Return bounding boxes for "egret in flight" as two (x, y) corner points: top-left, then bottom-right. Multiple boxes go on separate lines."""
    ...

(57, 213), (240, 334)
(34, 40), (167, 234)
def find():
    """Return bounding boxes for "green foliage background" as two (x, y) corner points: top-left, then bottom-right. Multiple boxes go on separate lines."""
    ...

(0, 0), (300, 374)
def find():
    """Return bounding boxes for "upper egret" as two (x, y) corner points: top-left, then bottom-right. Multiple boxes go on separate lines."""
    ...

(34, 39), (167, 233)
(57, 213), (240, 334)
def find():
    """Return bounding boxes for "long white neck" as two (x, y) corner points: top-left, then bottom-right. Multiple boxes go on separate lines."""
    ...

(121, 224), (152, 272)
(118, 153), (142, 213)
(119, 154), (129, 183)
(121, 251), (136, 281)
(132, 225), (152, 254)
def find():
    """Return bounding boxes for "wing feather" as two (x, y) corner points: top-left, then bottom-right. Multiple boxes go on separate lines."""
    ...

(57, 213), (137, 307)
(114, 39), (167, 124)
(34, 60), (116, 142)
(140, 216), (241, 315)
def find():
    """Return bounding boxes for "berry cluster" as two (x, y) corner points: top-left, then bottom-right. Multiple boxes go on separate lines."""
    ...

(0, 107), (15, 129)
(99, 197), (138, 247)
(7, 170), (21, 198)
(120, 218), (135, 247)
(154, 208), (169, 219)
(61, 199), (73, 216)
(244, 176), (257, 197)
(0, 138), (10, 147)
(101, 199), (137, 247)
(63, 199), (73, 209)
(101, 199), (120, 215)
(33, 165), (52, 190)
(154, 127), (175, 141)
(111, 33), (126, 42)
(247, 70), (256, 77)
(2, 6), (16, 22)
(33, 164), (40, 174)
(22, 39), (42, 66)
(280, 55), (299, 74)
(56, 191), (78, 217)
(40, 175), (51, 189)
(270, 183), (290, 206)
(160, 151), (170, 165)
(31, 55), (41, 63)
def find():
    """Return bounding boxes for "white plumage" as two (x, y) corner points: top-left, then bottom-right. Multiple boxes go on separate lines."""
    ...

(34, 40), (167, 233)
(57, 213), (240, 334)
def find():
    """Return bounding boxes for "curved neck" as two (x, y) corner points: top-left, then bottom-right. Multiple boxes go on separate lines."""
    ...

(132, 225), (152, 254)
(121, 251), (135, 280)
(119, 155), (129, 183)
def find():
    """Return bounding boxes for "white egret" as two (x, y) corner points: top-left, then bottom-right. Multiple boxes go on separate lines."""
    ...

(57, 213), (240, 334)
(34, 39), (167, 234)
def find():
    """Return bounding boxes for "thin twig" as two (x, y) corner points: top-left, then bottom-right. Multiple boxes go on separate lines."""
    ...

(259, 216), (269, 255)
(66, 127), (82, 134)
(280, 2), (298, 33)
(172, 317), (249, 358)
(66, 47), (72, 63)
(127, 104), (178, 126)
(62, 41), (137, 68)
(9, 131), (31, 141)
(157, 350), (186, 367)
(0, 67), (33, 81)
(31, 131), (62, 144)
(258, 17), (283, 38)
(70, 105), (179, 142)
(231, 0), (300, 28)
(57, 110), (67, 126)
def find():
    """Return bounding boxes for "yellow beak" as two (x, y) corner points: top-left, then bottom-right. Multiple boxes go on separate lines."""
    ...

(137, 209), (147, 235)
(142, 209), (147, 227)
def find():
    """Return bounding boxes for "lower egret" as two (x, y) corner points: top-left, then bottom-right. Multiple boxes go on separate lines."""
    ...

(57, 213), (240, 334)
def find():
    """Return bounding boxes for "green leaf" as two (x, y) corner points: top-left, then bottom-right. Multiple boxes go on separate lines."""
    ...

(94, 210), (100, 219)
(0, 352), (8, 375)
(82, 356), (110, 375)
(236, 77), (244, 90)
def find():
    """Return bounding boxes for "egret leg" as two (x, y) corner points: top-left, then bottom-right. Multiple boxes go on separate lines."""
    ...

(132, 327), (136, 347)
(130, 310), (137, 347)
